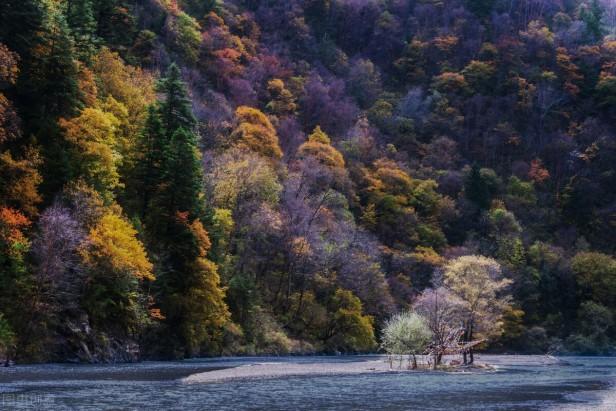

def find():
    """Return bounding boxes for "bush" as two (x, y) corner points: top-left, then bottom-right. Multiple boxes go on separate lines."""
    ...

(381, 311), (432, 368)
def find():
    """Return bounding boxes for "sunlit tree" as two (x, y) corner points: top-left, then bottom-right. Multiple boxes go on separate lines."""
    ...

(231, 106), (283, 160)
(444, 255), (512, 363)
(381, 311), (432, 369)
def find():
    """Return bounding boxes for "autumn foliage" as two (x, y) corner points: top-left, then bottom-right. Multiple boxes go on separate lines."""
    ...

(1, 0), (616, 361)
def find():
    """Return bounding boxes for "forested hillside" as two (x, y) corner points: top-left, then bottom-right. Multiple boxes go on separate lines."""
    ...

(1, 0), (615, 362)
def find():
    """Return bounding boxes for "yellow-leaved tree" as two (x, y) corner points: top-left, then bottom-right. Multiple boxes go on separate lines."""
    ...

(85, 213), (154, 281)
(92, 48), (155, 137)
(183, 218), (230, 353)
(81, 211), (154, 334)
(297, 126), (345, 169)
(92, 48), (155, 175)
(158, 213), (230, 357)
(231, 106), (283, 159)
(60, 107), (121, 202)
(324, 289), (375, 353)
(0, 148), (42, 218)
(443, 255), (512, 364)
(266, 78), (297, 116)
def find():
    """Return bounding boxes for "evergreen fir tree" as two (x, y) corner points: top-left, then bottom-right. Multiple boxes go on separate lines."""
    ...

(65, 0), (100, 62)
(140, 64), (227, 358)
(157, 127), (204, 220)
(143, 64), (203, 235)
(24, 3), (81, 126)
(581, 0), (604, 42)
(9, 2), (82, 198)
(158, 64), (196, 136)
(1, 0), (80, 131)
(131, 105), (165, 220)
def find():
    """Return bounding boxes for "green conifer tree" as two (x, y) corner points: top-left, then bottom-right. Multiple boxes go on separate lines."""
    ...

(141, 64), (228, 358)
(157, 127), (204, 220)
(65, 0), (100, 62)
(26, 4), (81, 126)
(158, 64), (196, 136)
(131, 106), (165, 220)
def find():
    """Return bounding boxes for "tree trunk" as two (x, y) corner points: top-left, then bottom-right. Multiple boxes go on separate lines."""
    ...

(468, 322), (474, 365)
(462, 322), (470, 365)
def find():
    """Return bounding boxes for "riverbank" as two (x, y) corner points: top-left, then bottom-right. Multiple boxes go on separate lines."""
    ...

(0, 351), (577, 367)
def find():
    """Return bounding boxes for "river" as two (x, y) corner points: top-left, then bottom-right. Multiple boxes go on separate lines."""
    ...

(1, 355), (616, 410)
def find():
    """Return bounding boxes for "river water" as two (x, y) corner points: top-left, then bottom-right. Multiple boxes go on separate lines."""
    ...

(1, 355), (615, 410)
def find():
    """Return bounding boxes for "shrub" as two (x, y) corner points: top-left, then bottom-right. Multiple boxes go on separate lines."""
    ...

(381, 311), (432, 368)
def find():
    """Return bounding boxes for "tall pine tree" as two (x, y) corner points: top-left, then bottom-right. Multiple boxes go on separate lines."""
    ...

(130, 105), (165, 220)
(21, 3), (81, 131)
(141, 64), (228, 358)
(156, 127), (204, 221)
(158, 64), (196, 136)
(0, 1), (82, 199)
(65, 0), (99, 62)
(142, 64), (203, 232)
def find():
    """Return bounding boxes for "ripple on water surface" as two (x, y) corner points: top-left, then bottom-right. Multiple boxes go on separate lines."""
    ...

(1, 355), (616, 410)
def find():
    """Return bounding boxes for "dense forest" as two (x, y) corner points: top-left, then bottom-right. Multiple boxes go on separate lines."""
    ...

(0, 0), (615, 363)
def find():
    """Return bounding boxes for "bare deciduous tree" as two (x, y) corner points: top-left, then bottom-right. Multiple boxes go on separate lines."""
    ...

(413, 286), (465, 366)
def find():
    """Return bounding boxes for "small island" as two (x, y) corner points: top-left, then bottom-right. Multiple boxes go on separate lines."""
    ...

(182, 354), (571, 384)
(181, 357), (482, 384)
(379, 255), (510, 372)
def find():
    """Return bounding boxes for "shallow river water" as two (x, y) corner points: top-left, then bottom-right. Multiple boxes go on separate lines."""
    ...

(1, 355), (616, 410)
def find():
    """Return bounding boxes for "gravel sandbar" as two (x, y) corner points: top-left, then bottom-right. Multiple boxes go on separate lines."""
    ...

(183, 360), (395, 383)
(182, 355), (567, 384)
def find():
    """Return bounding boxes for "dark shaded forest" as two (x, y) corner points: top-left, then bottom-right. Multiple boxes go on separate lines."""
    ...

(0, 0), (615, 362)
